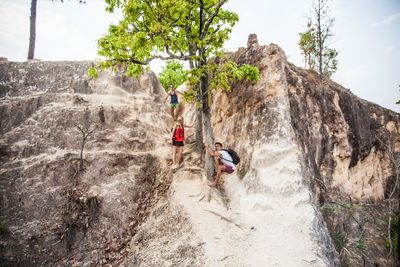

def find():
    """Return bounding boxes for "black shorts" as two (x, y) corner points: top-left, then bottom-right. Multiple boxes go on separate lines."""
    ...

(172, 140), (184, 146)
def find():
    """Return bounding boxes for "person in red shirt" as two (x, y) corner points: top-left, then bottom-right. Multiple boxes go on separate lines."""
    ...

(171, 116), (194, 169)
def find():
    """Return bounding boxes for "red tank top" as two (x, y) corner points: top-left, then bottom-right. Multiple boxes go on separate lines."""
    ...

(174, 127), (185, 142)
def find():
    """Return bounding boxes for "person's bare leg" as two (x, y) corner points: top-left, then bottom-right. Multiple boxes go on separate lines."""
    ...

(208, 156), (220, 184)
(209, 165), (224, 187)
(177, 103), (185, 118)
(172, 146), (177, 166)
(177, 146), (183, 165)
(170, 107), (175, 120)
(213, 156), (220, 166)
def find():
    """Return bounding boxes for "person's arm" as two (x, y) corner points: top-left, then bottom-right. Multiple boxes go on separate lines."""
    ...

(184, 119), (195, 128)
(164, 93), (169, 104)
(171, 124), (177, 139)
(175, 90), (183, 95)
(203, 142), (217, 157)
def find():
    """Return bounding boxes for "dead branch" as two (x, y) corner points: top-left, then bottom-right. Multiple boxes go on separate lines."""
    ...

(203, 209), (242, 229)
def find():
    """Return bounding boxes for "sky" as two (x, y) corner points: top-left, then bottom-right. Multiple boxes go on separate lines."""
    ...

(0, 0), (399, 112)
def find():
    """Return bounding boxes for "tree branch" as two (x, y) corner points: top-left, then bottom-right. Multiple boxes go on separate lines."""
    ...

(200, 0), (227, 40)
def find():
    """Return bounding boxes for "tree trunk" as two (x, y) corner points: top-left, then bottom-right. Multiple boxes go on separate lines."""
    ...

(80, 137), (85, 171)
(195, 107), (203, 152)
(28, 0), (37, 60)
(200, 73), (214, 181)
(317, 0), (323, 81)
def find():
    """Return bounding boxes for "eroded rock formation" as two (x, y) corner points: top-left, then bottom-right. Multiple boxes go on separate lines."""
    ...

(0, 35), (398, 266)
(0, 62), (203, 266)
(210, 35), (399, 266)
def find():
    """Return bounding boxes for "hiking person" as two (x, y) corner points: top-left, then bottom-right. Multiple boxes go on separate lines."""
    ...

(204, 142), (236, 187)
(171, 116), (194, 169)
(164, 85), (183, 120)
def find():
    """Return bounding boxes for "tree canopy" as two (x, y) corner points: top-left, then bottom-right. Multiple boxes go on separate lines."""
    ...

(299, 0), (338, 80)
(95, 0), (239, 75)
(158, 60), (188, 91)
(92, 0), (259, 179)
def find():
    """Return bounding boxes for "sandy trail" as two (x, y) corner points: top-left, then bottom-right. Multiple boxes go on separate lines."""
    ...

(171, 143), (328, 267)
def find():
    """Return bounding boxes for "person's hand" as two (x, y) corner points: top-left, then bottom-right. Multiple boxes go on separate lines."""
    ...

(203, 142), (208, 148)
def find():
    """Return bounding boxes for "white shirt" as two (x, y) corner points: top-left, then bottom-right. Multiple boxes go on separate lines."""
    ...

(219, 150), (236, 170)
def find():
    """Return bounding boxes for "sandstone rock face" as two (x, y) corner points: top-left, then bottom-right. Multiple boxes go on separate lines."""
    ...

(0, 61), (204, 266)
(210, 43), (338, 266)
(286, 66), (399, 203)
(247, 33), (259, 48)
(286, 64), (399, 266)
(210, 36), (399, 266)
(1, 41), (398, 266)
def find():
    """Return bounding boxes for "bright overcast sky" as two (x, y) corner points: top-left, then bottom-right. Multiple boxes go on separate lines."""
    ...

(0, 0), (399, 112)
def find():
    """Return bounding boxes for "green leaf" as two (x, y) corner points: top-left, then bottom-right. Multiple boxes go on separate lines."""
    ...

(88, 67), (99, 78)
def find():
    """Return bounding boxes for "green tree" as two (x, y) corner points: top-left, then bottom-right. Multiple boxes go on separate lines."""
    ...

(299, 0), (338, 80)
(298, 24), (316, 69)
(158, 61), (188, 91)
(92, 0), (259, 180)
(28, 0), (86, 60)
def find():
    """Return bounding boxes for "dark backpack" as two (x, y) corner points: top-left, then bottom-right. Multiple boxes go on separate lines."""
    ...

(221, 149), (240, 165)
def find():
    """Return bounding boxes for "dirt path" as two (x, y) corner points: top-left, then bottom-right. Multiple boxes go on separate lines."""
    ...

(171, 144), (329, 267)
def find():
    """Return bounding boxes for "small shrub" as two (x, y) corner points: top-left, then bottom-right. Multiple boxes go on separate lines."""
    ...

(332, 230), (348, 254)
(355, 236), (366, 253)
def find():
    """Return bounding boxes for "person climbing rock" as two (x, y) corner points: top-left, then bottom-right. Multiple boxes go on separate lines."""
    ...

(164, 85), (183, 121)
(204, 142), (236, 187)
(171, 116), (194, 170)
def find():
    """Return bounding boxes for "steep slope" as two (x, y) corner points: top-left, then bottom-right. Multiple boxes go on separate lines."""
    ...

(210, 35), (399, 266)
(208, 38), (337, 266)
(286, 61), (399, 266)
(1, 35), (398, 267)
(0, 62), (204, 266)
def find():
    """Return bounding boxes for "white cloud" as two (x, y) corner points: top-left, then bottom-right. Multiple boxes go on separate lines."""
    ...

(383, 12), (400, 24)
(371, 12), (400, 27)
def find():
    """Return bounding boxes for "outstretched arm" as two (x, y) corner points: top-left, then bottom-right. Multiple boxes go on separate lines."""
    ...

(164, 89), (171, 104)
(184, 119), (195, 128)
(164, 93), (169, 104)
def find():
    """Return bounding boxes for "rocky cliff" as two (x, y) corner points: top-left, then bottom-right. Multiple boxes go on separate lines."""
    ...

(0, 36), (399, 267)
(210, 35), (399, 266)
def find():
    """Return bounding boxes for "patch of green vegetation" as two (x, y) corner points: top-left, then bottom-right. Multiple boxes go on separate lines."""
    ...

(377, 219), (386, 225)
(321, 202), (354, 213)
(385, 215), (398, 253)
(339, 202), (353, 209)
(355, 235), (366, 253)
(321, 203), (337, 213)
(0, 221), (10, 236)
(332, 230), (348, 253)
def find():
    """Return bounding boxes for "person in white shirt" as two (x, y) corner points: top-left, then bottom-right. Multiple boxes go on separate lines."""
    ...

(204, 142), (236, 187)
